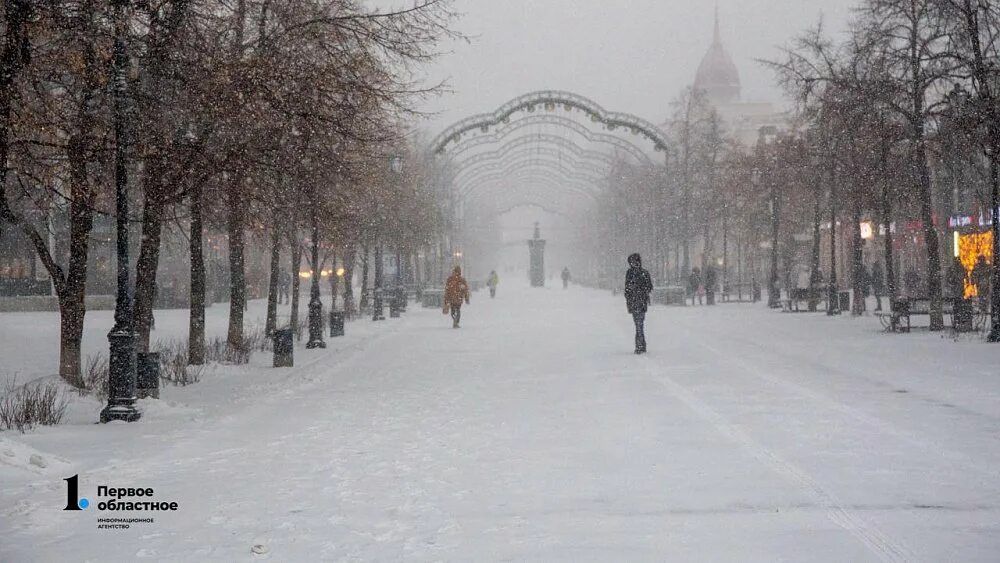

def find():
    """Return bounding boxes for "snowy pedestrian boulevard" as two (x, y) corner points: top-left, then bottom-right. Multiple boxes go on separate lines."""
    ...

(2, 284), (1000, 561)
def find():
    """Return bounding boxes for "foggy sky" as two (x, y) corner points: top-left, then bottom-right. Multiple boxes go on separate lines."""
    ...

(414, 0), (854, 131)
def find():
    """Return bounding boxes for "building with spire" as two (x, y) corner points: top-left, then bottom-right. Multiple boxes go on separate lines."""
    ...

(690, 8), (786, 146)
(694, 8), (741, 106)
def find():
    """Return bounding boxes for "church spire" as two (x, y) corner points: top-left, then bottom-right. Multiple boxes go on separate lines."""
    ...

(695, 5), (741, 104)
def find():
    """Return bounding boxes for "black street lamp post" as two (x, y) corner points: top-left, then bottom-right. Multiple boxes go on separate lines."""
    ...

(306, 185), (326, 348)
(372, 155), (403, 320)
(768, 181), (781, 309)
(827, 163), (840, 316)
(101, 0), (140, 423)
(757, 129), (781, 309)
(372, 239), (385, 321)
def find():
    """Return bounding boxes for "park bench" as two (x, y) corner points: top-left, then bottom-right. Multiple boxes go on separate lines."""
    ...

(722, 282), (758, 303)
(651, 285), (687, 306)
(876, 297), (958, 332)
(421, 288), (444, 308)
(780, 287), (825, 312)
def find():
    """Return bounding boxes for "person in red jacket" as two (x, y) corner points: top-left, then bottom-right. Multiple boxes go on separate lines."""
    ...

(444, 266), (471, 328)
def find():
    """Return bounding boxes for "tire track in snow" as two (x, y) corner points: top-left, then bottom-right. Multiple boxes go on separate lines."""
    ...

(641, 362), (919, 563)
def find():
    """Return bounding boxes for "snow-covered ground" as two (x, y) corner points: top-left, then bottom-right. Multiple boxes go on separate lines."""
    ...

(1, 282), (999, 561)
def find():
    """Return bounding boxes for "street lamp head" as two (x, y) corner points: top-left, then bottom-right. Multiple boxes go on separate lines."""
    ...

(389, 155), (404, 174)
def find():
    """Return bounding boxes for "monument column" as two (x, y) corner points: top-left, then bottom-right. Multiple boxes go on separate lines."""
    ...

(527, 223), (546, 287)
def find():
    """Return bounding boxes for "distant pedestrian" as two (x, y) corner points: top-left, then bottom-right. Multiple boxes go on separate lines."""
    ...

(486, 270), (499, 298)
(444, 266), (470, 328)
(972, 255), (990, 310)
(856, 266), (870, 313)
(624, 253), (653, 355)
(561, 267), (571, 289)
(946, 257), (967, 301)
(871, 262), (885, 311)
(279, 271), (291, 304)
(704, 264), (718, 306)
(688, 267), (703, 306)
(904, 268), (920, 297)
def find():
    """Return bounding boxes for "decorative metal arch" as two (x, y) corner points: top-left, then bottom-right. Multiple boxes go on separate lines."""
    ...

(463, 175), (592, 205)
(458, 160), (603, 197)
(460, 169), (601, 201)
(455, 151), (606, 184)
(451, 136), (616, 176)
(463, 187), (588, 223)
(444, 115), (651, 164)
(456, 152), (607, 187)
(494, 202), (567, 217)
(431, 90), (670, 156)
(465, 184), (570, 213)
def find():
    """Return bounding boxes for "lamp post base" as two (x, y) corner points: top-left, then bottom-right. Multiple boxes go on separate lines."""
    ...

(101, 329), (141, 423)
(100, 403), (142, 423)
(306, 299), (326, 349)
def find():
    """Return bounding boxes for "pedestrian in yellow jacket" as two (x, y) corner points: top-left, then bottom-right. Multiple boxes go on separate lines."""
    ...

(444, 267), (470, 328)
(486, 270), (499, 298)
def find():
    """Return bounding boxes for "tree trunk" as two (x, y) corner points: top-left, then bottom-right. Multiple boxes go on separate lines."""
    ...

(827, 157), (839, 313)
(359, 244), (370, 311)
(850, 200), (865, 316)
(329, 253), (339, 312)
(188, 185), (206, 365)
(132, 193), (164, 354)
(343, 248), (355, 318)
(226, 174), (247, 353)
(57, 127), (95, 380)
(57, 232), (89, 384)
(265, 220), (280, 335)
(57, 292), (85, 374)
(289, 233), (302, 338)
(423, 249), (432, 287)
(988, 151), (1000, 341)
(913, 136), (944, 329)
(412, 250), (421, 290)
(0, 0), (32, 229)
(880, 154), (897, 303)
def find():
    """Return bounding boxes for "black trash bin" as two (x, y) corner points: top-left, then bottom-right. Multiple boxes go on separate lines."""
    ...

(396, 288), (408, 312)
(329, 311), (345, 337)
(838, 291), (851, 313)
(272, 328), (294, 367)
(136, 352), (160, 399)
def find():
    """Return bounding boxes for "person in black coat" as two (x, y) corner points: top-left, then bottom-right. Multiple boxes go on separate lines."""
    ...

(871, 262), (885, 311)
(946, 257), (967, 300)
(704, 264), (718, 306)
(972, 255), (990, 309)
(688, 267), (702, 305)
(624, 253), (653, 354)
